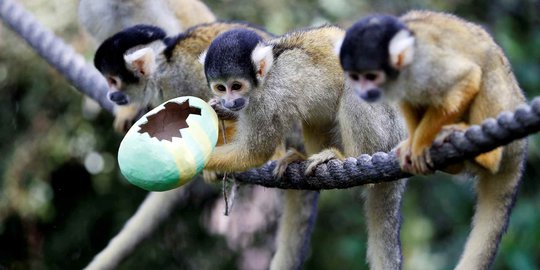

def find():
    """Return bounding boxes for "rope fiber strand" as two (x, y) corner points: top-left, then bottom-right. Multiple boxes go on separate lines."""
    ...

(0, 0), (114, 113)
(1, 0), (539, 190)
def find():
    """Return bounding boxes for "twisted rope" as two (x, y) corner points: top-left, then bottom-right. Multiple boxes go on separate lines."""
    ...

(234, 100), (539, 189)
(1, 0), (538, 190)
(0, 0), (114, 113)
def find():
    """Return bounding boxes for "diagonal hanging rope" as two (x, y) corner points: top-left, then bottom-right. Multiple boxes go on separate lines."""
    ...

(1, 0), (539, 190)
(233, 101), (539, 189)
(0, 0), (114, 113)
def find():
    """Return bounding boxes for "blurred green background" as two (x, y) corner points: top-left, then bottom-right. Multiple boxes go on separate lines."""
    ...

(1, 0), (539, 269)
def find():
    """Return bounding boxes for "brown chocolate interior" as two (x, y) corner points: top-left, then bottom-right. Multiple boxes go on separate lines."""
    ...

(138, 100), (201, 142)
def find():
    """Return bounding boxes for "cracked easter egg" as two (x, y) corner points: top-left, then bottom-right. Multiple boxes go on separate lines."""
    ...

(118, 96), (218, 191)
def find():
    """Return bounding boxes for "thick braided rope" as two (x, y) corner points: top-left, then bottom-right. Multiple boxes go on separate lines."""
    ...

(0, 0), (114, 113)
(234, 99), (540, 189)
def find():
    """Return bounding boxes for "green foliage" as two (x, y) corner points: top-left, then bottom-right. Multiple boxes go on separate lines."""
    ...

(1, 0), (539, 269)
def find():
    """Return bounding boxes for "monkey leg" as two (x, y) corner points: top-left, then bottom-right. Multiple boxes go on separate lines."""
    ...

(269, 127), (327, 270)
(454, 155), (523, 270)
(396, 101), (421, 173)
(270, 150), (318, 270)
(409, 67), (481, 175)
(364, 179), (407, 270)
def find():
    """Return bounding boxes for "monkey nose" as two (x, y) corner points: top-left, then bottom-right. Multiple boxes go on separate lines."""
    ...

(109, 91), (129, 105)
(360, 89), (381, 102)
(223, 99), (246, 111)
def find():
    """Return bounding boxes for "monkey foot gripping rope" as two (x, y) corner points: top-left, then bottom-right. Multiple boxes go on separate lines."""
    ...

(1, 0), (539, 190)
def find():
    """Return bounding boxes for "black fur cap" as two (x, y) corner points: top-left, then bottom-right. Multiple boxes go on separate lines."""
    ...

(94, 25), (166, 84)
(204, 29), (264, 86)
(340, 15), (408, 79)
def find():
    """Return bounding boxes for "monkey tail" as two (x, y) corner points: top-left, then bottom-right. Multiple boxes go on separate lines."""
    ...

(364, 179), (407, 270)
(84, 188), (187, 270)
(455, 140), (527, 270)
(269, 190), (319, 270)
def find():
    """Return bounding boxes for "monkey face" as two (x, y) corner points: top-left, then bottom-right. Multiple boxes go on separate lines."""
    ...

(210, 77), (251, 111)
(102, 71), (151, 107)
(344, 70), (387, 102)
(338, 15), (415, 103)
(94, 25), (166, 106)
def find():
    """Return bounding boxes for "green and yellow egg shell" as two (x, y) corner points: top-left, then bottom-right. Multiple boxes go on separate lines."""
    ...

(118, 96), (218, 191)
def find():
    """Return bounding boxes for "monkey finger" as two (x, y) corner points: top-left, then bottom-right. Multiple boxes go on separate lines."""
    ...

(410, 151), (435, 175)
(210, 101), (239, 120)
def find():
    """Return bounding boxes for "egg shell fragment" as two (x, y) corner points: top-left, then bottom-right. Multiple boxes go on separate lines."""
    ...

(118, 96), (218, 191)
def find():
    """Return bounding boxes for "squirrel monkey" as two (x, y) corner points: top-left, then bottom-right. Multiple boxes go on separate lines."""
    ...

(337, 11), (527, 269)
(201, 27), (407, 270)
(78, 0), (216, 44)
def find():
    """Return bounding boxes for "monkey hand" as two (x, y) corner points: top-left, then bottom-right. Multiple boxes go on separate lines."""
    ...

(395, 139), (414, 173)
(304, 148), (345, 176)
(434, 123), (469, 146)
(209, 98), (239, 121)
(431, 123), (469, 174)
(273, 149), (307, 179)
(113, 104), (141, 133)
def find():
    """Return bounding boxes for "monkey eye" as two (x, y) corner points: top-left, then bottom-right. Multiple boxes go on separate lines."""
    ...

(364, 73), (379, 81)
(348, 72), (360, 81)
(231, 82), (242, 91)
(107, 76), (120, 88)
(215, 84), (226, 92)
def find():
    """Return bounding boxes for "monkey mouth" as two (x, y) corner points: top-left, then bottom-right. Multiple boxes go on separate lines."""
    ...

(221, 99), (248, 111)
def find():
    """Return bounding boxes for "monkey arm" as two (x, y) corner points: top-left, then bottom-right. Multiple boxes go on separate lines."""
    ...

(205, 139), (278, 172)
(399, 101), (421, 145)
(402, 66), (481, 174)
(411, 67), (481, 157)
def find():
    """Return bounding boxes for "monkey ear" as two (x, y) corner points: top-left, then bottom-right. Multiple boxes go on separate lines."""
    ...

(251, 44), (274, 79)
(124, 47), (156, 77)
(333, 36), (344, 56)
(388, 29), (415, 69)
(198, 49), (208, 66)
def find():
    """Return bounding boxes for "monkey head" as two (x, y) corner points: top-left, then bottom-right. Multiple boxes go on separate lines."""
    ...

(200, 29), (268, 112)
(337, 15), (415, 102)
(94, 25), (167, 106)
